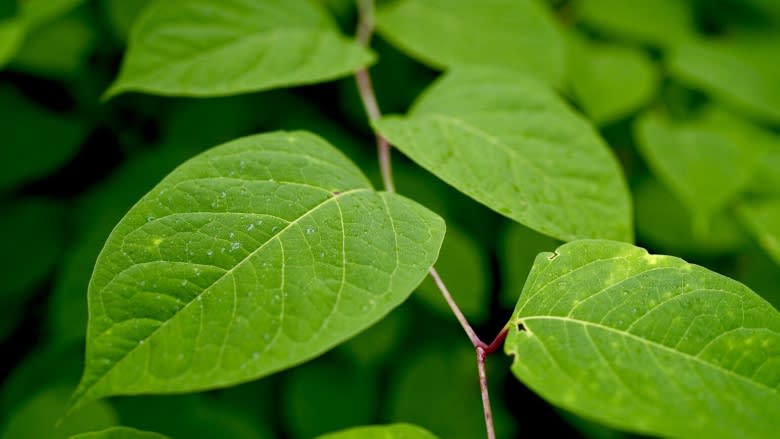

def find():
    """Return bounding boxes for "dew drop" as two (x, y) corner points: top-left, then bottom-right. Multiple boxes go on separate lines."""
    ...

(207, 249), (214, 256)
(256, 219), (264, 226)
(306, 226), (316, 235)
(247, 223), (255, 231)
(229, 232), (235, 239)
(252, 352), (260, 360)
(319, 252), (325, 258)
(220, 191), (227, 199)
(230, 242), (241, 251)
(181, 280), (187, 286)
(139, 340), (145, 345)
(146, 215), (155, 222)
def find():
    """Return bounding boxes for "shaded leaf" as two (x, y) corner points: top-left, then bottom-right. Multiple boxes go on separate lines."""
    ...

(506, 239), (780, 439)
(68, 427), (170, 439)
(0, 19), (24, 68)
(376, 0), (566, 85)
(72, 131), (444, 410)
(573, 0), (694, 47)
(105, 0), (373, 98)
(316, 424), (440, 439)
(567, 35), (658, 125)
(498, 222), (560, 309)
(101, 0), (153, 43)
(375, 67), (632, 242)
(736, 198), (780, 267)
(634, 108), (764, 235)
(668, 33), (780, 124)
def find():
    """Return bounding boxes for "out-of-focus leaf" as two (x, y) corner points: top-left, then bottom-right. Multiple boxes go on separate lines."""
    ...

(316, 424), (440, 439)
(101, 0), (152, 43)
(737, 198), (780, 267)
(105, 0), (374, 98)
(0, 198), (65, 304)
(506, 239), (780, 439)
(567, 35), (658, 125)
(0, 19), (24, 67)
(376, 0), (566, 85)
(69, 427), (170, 439)
(71, 131), (444, 411)
(113, 394), (271, 439)
(573, 0), (695, 47)
(669, 33), (780, 124)
(734, 248), (780, 310)
(634, 108), (764, 235)
(0, 86), (88, 192)
(375, 67), (633, 242)
(498, 222), (560, 309)
(0, 386), (117, 439)
(415, 224), (490, 323)
(282, 355), (378, 439)
(634, 177), (749, 257)
(340, 304), (409, 367)
(387, 343), (516, 439)
(11, 8), (97, 78)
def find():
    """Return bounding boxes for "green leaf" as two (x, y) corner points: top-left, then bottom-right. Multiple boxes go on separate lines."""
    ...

(0, 86), (88, 192)
(0, 19), (24, 68)
(0, 386), (117, 439)
(737, 198), (780, 267)
(376, 0), (566, 85)
(634, 108), (764, 235)
(71, 131), (444, 410)
(101, 0), (153, 43)
(68, 427), (170, 439)
(105, 0), (373, 98)
(415, 223), (490, 323)
(567, 36), (659, 125)
(315, 424), (440, 439)
(374, 67), (632, 242)
(281, 355), (377, 438)
(668, 33), (780, 124)
(506, 239), (780, 439)
(573, 0), (695, 47)
(498, 222), (560, 309)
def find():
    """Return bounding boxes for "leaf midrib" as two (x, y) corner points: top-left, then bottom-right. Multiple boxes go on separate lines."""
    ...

(521, 315), (779, 394)
(79, 187), (370, 402)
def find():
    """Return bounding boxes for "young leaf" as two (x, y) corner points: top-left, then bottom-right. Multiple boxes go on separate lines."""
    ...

(376, 0), (566, 85)
(736, 198), (780, 267)
(669, 33), (780, 124)
(567, 36), (659, 126)
(506, 240), (780, 439)
(71, 131), (444, 411)
(104, 0), (373, 98)
(68, 427), (170, 439)
(374, 67), (632, 243)
(315, 424), (440, 439)
(634, 108), (764, 235)
(573, 0), (694, 47)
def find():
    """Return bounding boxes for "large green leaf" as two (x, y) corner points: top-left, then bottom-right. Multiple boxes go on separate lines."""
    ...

(506, 240), (780, 439)
(634, 108), (765, 235)
(567, 36), (658, 125)
(105, 0), (373, 98)
(316, 424), (440, 439)
(668, 33), (780, 124)
(69, 427), (170, 439)
(573, 0), (694, 47)
(737, 198), (780, 267)
(376, 0), (566, 85)
(71, 131), (444, 410)
(375, 67), (632, 242)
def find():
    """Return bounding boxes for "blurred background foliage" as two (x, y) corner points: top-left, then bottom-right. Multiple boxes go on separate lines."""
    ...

(0, 0), (778, 438)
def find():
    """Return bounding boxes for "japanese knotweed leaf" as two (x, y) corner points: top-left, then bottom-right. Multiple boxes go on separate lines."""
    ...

(70, 131), (444, 411)
(737, 198), (780, 267)
(68, 427), (170, 439)
(104, 0), (373, 98)
(375, 0), (566, 86)
(374, 67), (632, 243)
(506, 240), (780, 439)
(316, 423), (440, 439)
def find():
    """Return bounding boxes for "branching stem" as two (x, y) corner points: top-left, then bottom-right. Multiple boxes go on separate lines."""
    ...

(353, 2), (510, 438)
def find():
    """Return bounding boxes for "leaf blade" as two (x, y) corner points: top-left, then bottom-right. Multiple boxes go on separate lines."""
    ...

(105, 0), (373, 98)
(72, 131), (444, 410)
(506, 240), (780, 439)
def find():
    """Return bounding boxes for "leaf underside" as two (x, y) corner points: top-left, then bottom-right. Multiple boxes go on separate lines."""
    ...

(71, 131), (444, 410)
(506, 239), (780, 439)
(375, 67), (633, 243)
(105, 0), (373, 98)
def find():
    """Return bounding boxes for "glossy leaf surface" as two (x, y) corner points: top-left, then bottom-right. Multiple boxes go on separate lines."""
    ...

(72, 131), (444, 409)
(68, 427), (170, 439)
(105, 0), (373, 98)
(376, 0), (566, 84)
(375, 67), (632, 242)
(506, 240), (780, 439)
(316, 424), (439, 439)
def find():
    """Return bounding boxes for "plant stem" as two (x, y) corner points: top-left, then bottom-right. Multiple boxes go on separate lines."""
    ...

(352, 2), (507, 438)
(477, 346), (497, 439)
